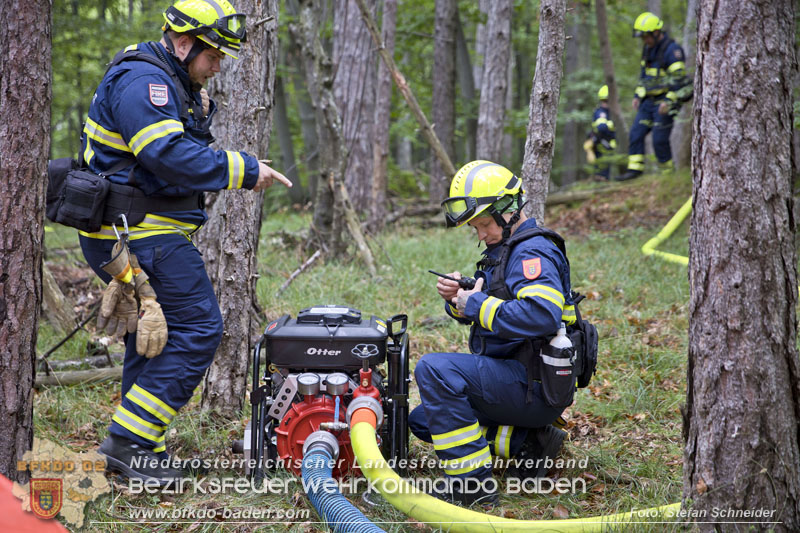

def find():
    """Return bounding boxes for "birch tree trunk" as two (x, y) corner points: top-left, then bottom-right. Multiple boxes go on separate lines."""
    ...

(476, 0), (512, 162)
(685, 1), (800, 529)
(595, 0), (628, 153)
(370, 0), (397, 229)
(430, 0), (457, 204)
(521, 0), (566, 224)
(333, 0), (377, 212)
(197, 0), (278, 416)
(0, 0), (50, 482)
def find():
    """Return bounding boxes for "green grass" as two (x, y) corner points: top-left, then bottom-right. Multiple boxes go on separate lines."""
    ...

(35, 173), (700, 532)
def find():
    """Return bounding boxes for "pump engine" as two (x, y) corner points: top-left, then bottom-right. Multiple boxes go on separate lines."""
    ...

(237, 305), (409, 480)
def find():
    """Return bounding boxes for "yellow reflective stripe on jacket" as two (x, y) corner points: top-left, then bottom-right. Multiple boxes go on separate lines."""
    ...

(562, 304), (577, 326)
(592, 117), (614, 129)
(494, 425), (513, 459)
(84, 118), (132, 153)
(129, 119), (184, 156)
(448, 302), (464, 318)
(79, 214), (200, 241)
(645, 67), (664, 77)
(635, 86), (646, 99)
(112, 406), (166, 444)
(226, 151), (245, 189)
(442, 446), (493, 476)
(516, 284), (565, 311)
(479, 296), (503, 331)
(667, 61), (685, 74)
(126, 384), (177, 426)
(83, 140), (95, 166)
(432, 422), (482, 452)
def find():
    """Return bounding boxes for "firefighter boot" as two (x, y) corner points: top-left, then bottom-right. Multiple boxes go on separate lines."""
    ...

(98, 434), (183, 487)
(615, 169), (642, 181)
(513, 425), (567, 479)
(432, 476), (499, 508)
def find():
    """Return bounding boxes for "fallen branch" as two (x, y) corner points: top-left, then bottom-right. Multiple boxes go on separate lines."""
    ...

(35, 366), (123, 388)
(276, 249), (322, 297)
(38, 352), (124, 372)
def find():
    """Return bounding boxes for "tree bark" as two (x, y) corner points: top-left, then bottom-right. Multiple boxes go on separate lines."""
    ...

(472, 0), (489, 89)
(429, 0), (457, 204)
(274, 73), (305, 205)
(333, 0), (377, 212)
(647, 0), (661, 15)
(455, 8), (477, 162)
(476, 0), (512, 162)
(560, 5), (582, 186)
(521, 0), (566, 224)
(41, 263), (76, 335)
(0, 0), (50, 483)
(671, 0), (697, 170)
(685, 1), (800, 529)
(196, 0), (278, 417)
(594, 0), (628, 153)
(370, 0), (397, 229)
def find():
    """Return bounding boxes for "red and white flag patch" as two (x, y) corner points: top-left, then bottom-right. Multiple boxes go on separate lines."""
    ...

(522, 257), (542, 280)
(149, 84), (168, 106)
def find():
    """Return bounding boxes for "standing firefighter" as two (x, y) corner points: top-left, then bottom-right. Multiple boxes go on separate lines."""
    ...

(618, 12), (691, 181)
(80, 0), (291, 485)
(585, 85), (617, 180)
(409, 161), (575, 507)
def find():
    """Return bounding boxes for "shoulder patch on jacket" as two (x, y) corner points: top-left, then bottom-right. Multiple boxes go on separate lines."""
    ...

(149, 83), (168, 106)
(522, 257), (542, 280)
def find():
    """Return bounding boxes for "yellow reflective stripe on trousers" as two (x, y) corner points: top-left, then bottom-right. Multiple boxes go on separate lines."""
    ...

(112, 406), (166, 444)
(516, 284), (565, 310)
(628, 154), (645, 171)
(84, 118), (132, 153)
(432, 421), (482, 451)
(562, 304), (577, 325)
(129, 120), (184, 156)
(126, 384), (177, 426)
(80, 214), (199, 241)
(442, 446), (493, 476)
(479, 296), (503, 331)
(494, 425), (513, 459)
(226, 151), (245, 189)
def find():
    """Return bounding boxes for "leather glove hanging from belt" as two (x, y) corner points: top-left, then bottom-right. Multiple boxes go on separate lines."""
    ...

(98, 240), (138, 339)
(129, 254), (168, 358)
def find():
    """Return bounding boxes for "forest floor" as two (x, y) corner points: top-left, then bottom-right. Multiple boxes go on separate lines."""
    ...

(37, 168), (695, 532)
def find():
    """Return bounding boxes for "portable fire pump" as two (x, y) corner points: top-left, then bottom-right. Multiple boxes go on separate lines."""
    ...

(236, 305), (410, 481)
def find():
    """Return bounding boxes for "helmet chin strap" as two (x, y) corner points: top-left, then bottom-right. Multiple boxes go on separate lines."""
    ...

(490, 195), (528, 242)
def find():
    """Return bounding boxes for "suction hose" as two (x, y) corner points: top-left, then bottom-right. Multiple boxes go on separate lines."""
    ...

(349, 407), (681, 532)
(301, 431), (385, 533)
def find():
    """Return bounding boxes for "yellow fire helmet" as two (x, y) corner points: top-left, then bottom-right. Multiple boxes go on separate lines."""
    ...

(163, 0), (246, 59)
(441, 160), (523, 231)
(598, 84), (609, 100)
(633, 12), (663, 37)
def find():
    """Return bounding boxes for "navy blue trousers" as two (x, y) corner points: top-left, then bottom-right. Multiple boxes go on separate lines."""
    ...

(81, 233), (223, 453)
(628, 97), (674, 170)
(410, 352), (564, 479)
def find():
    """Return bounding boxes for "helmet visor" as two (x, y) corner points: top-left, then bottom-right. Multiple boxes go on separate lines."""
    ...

(441, 196), (497, 228)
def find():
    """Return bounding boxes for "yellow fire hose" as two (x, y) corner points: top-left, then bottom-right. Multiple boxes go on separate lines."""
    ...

(350, 420), (681, 532)
(640, 196), (692, 265)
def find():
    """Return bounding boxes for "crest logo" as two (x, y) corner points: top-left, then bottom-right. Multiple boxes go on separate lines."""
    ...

(30, 478), (62, 519)
(149, 84), (168, 106)
(521, 257), (542, 280)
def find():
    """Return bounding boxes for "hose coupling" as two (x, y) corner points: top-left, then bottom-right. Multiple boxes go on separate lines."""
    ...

(346, 396), (384, 429)
(302, 430), (340, 461)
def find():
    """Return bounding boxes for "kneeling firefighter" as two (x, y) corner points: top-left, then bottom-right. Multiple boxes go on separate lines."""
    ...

(410, 161), (576, 506)
(80, 0), (291, 485)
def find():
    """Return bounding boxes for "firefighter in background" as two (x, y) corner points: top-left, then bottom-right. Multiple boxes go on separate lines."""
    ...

(618, 12), (690, 181)
(80, 0), (291, 485)
(584, 85), (617, 180)
(409, 161), (572, 507)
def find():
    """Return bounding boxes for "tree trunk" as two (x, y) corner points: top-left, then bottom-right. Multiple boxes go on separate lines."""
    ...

(42, 264), (76, 335)
(0, 0), (50, 483)
(521, 0), (566, 224)
(293, 0), (377, 275)
(476, 0), (512, 162)
(274, 73), (305, 205)
(333, 0), (377, 212)
(196, 0), (278, 417)
(455, 8), (477, 162)
(370, 0), (397, 229)
(647, 0), (661, 15)
(472, 0), (489, 89)
(685, 1), (800, 529)
(594, 0), (628, 153)
(671, 0), (697, 170)
(560, 6), (582, 187)
(429, 0), (457, 204)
